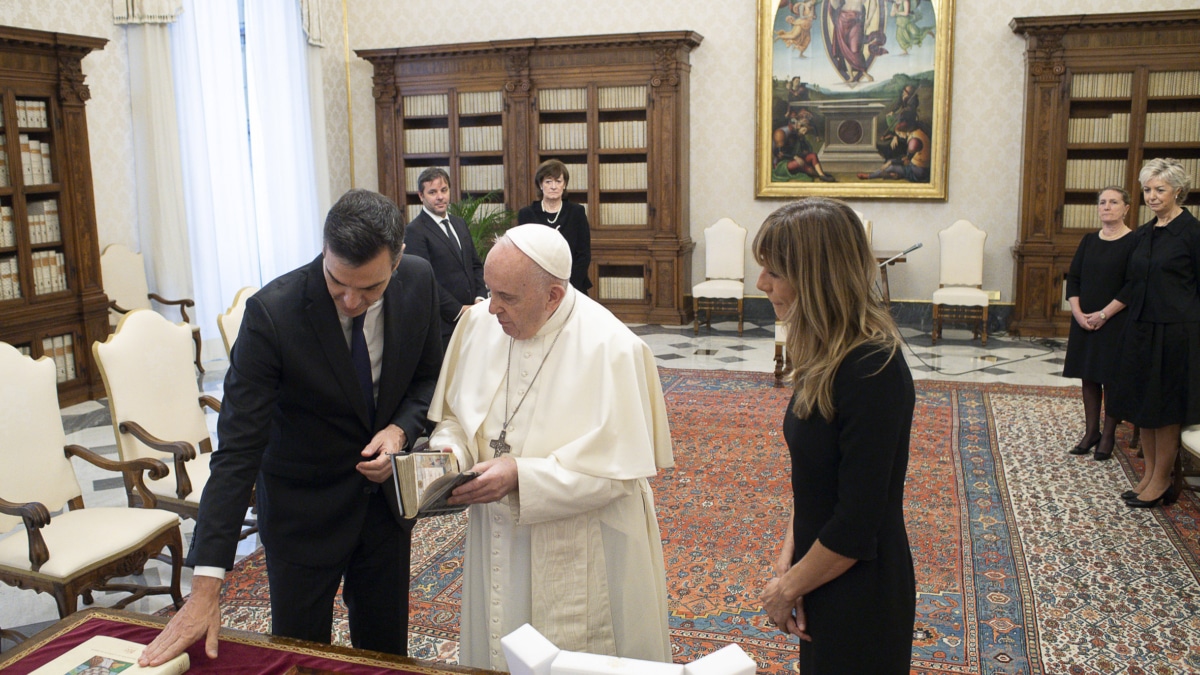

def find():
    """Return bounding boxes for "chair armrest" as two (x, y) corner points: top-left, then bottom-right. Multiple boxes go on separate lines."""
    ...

(148, 293), (195, 324)
(199, 395), (221, 414)
(108, 299), (133, 315)
(64, 444), (165, 509)
(117, 421), (197, 499)
(0, 496), (50, 571)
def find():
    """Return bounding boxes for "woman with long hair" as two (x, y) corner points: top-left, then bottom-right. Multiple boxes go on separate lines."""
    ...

(757, 198), (916, 672)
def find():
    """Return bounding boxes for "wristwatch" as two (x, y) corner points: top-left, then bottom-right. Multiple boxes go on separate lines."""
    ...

(1099, 311), (1107, 320)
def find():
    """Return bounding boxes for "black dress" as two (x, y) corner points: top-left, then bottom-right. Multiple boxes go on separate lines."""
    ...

(516, 200), (592, 293)
(782, 344), (916, 673)
(1111, 208), (1200, 428)
(1062, 230), (1136, 383)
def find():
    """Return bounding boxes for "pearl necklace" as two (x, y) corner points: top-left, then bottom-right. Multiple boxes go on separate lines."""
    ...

(541, 200), (562, 226)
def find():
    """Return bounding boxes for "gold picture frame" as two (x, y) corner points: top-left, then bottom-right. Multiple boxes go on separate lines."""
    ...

(756, 0), (955, 199)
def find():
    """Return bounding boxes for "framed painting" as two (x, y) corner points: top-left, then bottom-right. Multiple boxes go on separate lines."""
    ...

(756, 0), (955, 199)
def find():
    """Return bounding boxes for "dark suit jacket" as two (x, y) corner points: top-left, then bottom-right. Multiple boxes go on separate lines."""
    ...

(187, 254), (443, 570)
(1117, 209), (1200, 323)
(404, 210), (487, 342)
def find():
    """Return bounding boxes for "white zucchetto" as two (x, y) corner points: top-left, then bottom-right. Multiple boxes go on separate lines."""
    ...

(505, 224), (572, 280)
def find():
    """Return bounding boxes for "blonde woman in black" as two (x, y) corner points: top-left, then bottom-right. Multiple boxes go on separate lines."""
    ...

(757, 198), (916, 673)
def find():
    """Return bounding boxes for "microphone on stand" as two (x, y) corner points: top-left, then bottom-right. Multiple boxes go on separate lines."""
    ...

(878, 242), (922, 267)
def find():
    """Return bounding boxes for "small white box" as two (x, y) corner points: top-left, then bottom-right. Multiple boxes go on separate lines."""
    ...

(502, 624), (561, 675)
(682, 644), (757, 675)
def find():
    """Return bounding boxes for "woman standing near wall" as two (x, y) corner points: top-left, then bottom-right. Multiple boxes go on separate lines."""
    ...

(1110, 158), (1198, 507)
(1062, 187), (1135, 461)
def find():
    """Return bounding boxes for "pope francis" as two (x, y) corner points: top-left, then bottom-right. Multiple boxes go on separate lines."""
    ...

(428, 224), (674, 670)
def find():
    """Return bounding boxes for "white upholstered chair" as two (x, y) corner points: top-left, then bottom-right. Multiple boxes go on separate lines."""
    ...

(100, 244), (204, 373)
(217, 286), (258, 356)
(92, 310), (254, 538)
(774, 321), (789, 387)
(0, 342), (183, 618)
(932, 220), (989, 346)
(854, 210), (873, 245)
(693, 218), (747, 335)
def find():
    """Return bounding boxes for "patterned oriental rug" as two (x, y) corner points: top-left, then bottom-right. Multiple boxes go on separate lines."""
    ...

(161, 370), (1200, 673)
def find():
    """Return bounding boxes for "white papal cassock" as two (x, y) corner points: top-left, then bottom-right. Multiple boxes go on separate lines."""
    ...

(427, 286), (674, 671)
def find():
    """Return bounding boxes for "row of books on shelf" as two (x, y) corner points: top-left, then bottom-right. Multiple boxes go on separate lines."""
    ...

(1061, 203), (1102, 230)
(598, 85), (648, 110)
(598, 275), (645, 301)
(30, 249), (67, 294)
(598, 162), (648, 190)
(1064, 159), (1126, 191)
(1144, 111), (1200, 143)
(598, 202), (648, 226)
(459, 164), (505, 192)
(1, 99), (50, 128)
(0, 255), (22, 299)
(0, 133), (53, 186)
(540, 122), (588, 151)
(599, 120), (647, 149)
(1148, 71), (1200, 98)
(403, 94), (449, 118)
(1, 202), (61, 246)
(458, 90), (503, 115)
(1070, 72), (1132, 99)
(41, 332), (77, 383)
(404, 128), (450, 155)
(1066, 113), (1129, 144)
(539, 88), (588, 112)
(459, 125), (503, 153)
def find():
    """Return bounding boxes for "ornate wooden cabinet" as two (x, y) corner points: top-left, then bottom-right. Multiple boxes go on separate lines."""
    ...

(358, 31), (702, 324)
(1009, 10), (1200, 337)
(0, 26), (108, 404)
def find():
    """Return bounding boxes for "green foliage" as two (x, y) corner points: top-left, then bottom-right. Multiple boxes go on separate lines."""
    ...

(448, 192), (515, 260)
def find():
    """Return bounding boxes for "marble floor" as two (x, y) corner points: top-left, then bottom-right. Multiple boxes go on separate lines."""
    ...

(0, 322), (1075, 650)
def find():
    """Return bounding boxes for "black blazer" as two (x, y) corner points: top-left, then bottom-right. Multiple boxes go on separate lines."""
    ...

(1117, 209), (1200, 323)
(187, 254), (444, 569)
(517, 200), (593, 293)
(405, 210), (487, 341)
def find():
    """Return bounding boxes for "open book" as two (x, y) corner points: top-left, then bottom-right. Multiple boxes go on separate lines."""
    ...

(390, 450), (477, 519)
(30, 635), (189, 675)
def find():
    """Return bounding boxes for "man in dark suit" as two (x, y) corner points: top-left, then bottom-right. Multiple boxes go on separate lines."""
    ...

(141, 190), (443, 665)
(404, 167), (487, 346)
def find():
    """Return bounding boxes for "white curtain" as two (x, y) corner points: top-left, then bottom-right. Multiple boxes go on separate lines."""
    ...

(171, 0), (260, 347)
(245, 0), (323, 282)
(125, 23), (194, 306)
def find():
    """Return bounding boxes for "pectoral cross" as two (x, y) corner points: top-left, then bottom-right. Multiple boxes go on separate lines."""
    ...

(489, 430), (511, 458)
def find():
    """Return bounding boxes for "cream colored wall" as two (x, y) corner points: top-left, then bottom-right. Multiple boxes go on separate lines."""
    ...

(328, 0), (1198, 303)
(0, 0), (139, 251)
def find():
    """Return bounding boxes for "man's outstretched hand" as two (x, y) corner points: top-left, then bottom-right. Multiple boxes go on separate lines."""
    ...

(139, 575), (223, 666)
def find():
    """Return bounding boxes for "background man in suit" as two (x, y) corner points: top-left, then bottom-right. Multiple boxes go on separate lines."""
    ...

(404, 167), (487, 346)
(141, 189), (443, 665)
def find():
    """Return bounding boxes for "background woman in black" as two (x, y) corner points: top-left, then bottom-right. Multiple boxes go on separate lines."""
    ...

(1063, 187), (1135, 461)
(1110, 158), (1198, 508)
(756, 198), (915, 673)
(516, 159), (592, 294)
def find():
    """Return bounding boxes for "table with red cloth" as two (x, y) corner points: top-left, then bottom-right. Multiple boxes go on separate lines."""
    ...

(0, 609), (501, 675)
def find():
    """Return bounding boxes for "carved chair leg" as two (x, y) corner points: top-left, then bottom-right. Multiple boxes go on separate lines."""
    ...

(774, 343), (784, 387)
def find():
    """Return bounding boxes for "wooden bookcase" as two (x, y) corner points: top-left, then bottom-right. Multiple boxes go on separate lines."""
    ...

(359, 31), (702, 324)
(1009, 10), (1200, 337)
(0, 27), (108, 405)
